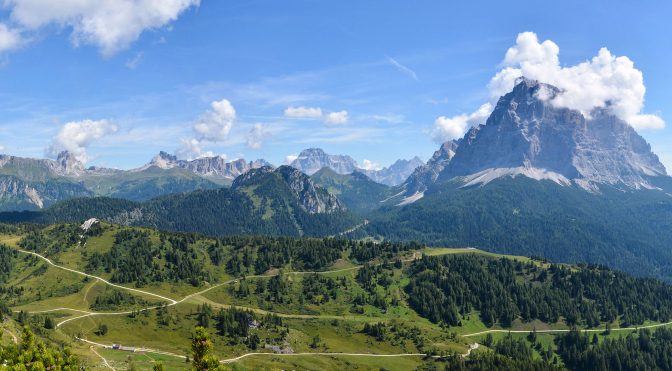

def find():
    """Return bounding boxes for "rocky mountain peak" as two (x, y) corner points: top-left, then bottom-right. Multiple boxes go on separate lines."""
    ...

(276, 165), (345, 214)
(362, 157), (425, 186)
(146, 152), (271, 179)
(290, 148), (358, 175)
(438, 78), (667, 190)
(233, 165), (345, 214)
(396, 140), (460, 203)
(55, 151), (85, 175)
(150, 151), (179, 169)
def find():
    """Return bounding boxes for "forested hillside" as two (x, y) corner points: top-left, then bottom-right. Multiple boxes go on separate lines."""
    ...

(367, 177), (672, 281)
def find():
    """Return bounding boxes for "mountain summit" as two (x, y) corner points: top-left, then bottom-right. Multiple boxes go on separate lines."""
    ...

(290, 148), (422, 186)
(437, 78), (667, 191)
(148, 151), (271, 180)
(290, 148), (359, 176)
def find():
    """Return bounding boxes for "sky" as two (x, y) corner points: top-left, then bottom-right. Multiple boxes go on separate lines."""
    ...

(0, 0), (670, 171)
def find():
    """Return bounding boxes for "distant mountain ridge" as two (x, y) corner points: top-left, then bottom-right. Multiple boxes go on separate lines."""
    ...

(148, 151), (272, 180)
(0, 150), (272, 211)
(0, 165), (359, 237)
(290, 148), (422, 186)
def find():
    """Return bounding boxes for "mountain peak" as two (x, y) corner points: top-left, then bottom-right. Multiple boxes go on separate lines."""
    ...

(55, 151), (84, 175)
(290, 148), (358, 175)
(438, 78), (667, 190)
(146, 152), (272, 179)
(233, 165), (345, 214)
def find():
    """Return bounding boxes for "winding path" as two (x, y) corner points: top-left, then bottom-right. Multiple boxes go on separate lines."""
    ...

(17, 248), (178, 304)
(13, 247), (421, 328)
(462, 321), (672, 337)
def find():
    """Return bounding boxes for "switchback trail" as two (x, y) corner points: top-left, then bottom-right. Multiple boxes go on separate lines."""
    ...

(13, 246), (422, 328)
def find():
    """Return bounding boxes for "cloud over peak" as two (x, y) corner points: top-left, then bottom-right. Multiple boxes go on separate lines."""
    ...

(491, 32), (664, 130)
(46, 119), (118, 163)
(434, 31), (665, 143)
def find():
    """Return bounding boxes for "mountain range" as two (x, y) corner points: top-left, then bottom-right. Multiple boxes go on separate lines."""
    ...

(0, 147), (420, 211)
(289, 148), (423, 186)
(2, 78), (672, 281)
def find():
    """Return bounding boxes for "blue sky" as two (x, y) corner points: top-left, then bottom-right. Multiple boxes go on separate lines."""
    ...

(0, 0), (670, 171)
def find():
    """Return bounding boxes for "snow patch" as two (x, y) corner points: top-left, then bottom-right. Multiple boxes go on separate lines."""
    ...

(460, 167), (572, 188)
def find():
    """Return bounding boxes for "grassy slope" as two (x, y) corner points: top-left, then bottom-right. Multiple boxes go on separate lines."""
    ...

(3, 223), (672, 370)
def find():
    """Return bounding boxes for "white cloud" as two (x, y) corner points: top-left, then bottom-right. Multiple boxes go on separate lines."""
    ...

(46, 119), (118, 163)
(4, 0), (200, 55)
(433, 32), (665, 143)
(386, 56), (418, 81)
(284, 106), (323, 119)
(361, 159), (382, 171)
(0, 144), (5, 152)
(178, 99), (236, 159)
(285, 154), (298, 164)
(284, 105), (350, 126)
(246, 123), (268, 150)
(0, 23), (22, 53)
(324, 110), (349, 126)
(489, 31), (664, 130)
(194, 99), (236, 142)
(432, 103), (492, 143)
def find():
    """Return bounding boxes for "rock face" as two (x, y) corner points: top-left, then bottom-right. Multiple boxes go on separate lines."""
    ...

(276, 166), (345, 214)
(233, 165), (345, 214)
(401, 141), (459, 198)
(437, 78), (667, 191)
(362, 157), (424, 186)
(149, 151), (271, 179)
(290, 148), (358, 176)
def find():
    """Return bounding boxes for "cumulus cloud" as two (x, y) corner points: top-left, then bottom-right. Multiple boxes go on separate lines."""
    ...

(489, 32), (664, 130)
(4, 0), (200, 55)
(0, 23), (22, 53)
(361, 159), (382, 171)
(432, 103), (492, 143)
(324, 110), (349, 126)
(0, 144), (5, 152)
(284, 106), (349, 126)
(246, 123), (268, 150)
(178, 99), (236, 159)
(46, 119), (118, 163)
(194, 99), (236, 142)
(433, 31), (665, 142)
(284, 106), (323, 119)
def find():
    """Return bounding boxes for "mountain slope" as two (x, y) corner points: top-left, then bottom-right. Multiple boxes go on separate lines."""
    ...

(367, 176), (672, 280)
(0, 166), (361, 237)
(311, 167), (392, 214)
